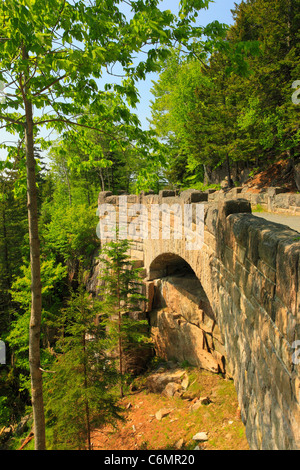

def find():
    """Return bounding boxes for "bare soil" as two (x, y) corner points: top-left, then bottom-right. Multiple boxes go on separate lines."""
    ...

(244, 159), (297, 192)
(91, 368), (249, 451)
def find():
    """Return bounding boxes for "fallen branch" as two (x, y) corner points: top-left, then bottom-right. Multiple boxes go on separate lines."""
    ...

(39, 367), (56, 373)
(18, 431), (34, 450)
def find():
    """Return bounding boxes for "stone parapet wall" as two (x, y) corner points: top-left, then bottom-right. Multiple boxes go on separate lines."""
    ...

(205, 200), (300, 450)
(209, 186), (300, 214)
(99, 186), (300, 217)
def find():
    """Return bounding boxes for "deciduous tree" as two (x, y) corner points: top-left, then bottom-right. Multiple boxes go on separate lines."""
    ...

(0, 0), (217, 447)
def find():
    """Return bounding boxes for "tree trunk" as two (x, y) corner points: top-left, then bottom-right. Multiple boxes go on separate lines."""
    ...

(2, 207), (11, 289)
(99, 169), (105, 192)
(117, 261), (123, 398)
(226, 153), (233, 188)
(118, 309), (124, 398)
(23, 49), (46, 450)
(65, 169), (72, 206)
(83, 331), (91, 450)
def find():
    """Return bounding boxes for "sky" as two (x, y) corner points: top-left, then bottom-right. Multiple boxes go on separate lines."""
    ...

(135, 0), (240, 130)
(0, 0), (240, 161)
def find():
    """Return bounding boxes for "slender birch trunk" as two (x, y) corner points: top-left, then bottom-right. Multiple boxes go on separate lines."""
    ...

(117, 265), (124, 398)
(22, 47), (46, 450)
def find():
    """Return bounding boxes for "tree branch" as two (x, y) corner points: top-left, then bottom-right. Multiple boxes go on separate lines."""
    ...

(32, 73), (67, 98)
(34, 116), (116, 138)
(34, 116), (132, 155)
(0, 114), (25, 126)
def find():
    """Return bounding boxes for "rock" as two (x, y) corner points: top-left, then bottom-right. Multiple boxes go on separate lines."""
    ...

(175, 438), (184, 449)
(162, 382), (182, 397)
(192, 432), (209, 442)
(181, 375), (189, 390)
(190, 396), (211, 411)
(146, 368), (187, 393)
(159, 190), (176, 198)
(150, 308), (221, 373)
(0, 426), (12, 437)
(199, 396), (211, 405)
(190, 401), (201, 412)
(220, 179), (229, 190)
(182, 391), (197, 401)
(155, 408), (172, 421)
(180, 189), (208, 203)
(149, 276), (226, 373)
(145, 281), (155, 313)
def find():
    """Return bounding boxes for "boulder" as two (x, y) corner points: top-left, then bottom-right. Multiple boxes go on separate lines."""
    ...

(190, 396), (211, 411)
(146, 368), (188, 394)
(149, 276), (226, 373)
(192, 432), (209, 442)
(162, 382), (182, 397)
(221, 179), (229, 190)
(175, 438), (184, 449)
(155, 408), (172, 421)
(150, 308), (220, 373)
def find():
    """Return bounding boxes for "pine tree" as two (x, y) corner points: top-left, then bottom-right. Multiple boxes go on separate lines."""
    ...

(44, 266), (122, 450)
(229, 0), (300, 165)
(98, 238), (150, 398)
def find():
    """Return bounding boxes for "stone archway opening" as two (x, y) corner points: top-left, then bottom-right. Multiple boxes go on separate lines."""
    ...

(147, 253), (227, 375)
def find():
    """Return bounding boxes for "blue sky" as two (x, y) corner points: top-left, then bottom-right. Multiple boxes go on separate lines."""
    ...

(0, 0), (240, 159)
(135, 0), (240, 130)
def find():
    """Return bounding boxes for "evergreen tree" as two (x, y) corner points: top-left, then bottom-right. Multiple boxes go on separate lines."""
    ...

(0, 1), (218, 446)
(98, 238), (150, 398)
(44, 267), (123, 450)
(229, 0), (300, 165)
(150, 0), (300, 188)
(0, 164), (29, 428)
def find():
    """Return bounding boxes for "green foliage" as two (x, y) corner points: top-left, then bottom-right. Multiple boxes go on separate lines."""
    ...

(44, 269), (123, 450)
(0, 0), (226, 447)
(41, 201), (99, 263)
(0, 396), (10, 427)
(0, 0), (218, 188)
(0, 170), (30, 426)
(252, 204), (266, 213)
(48, 106), (168, 195)
(6, 258), (67, 390)
(150, 0), (300, 188)
(98, 238), (151, 395)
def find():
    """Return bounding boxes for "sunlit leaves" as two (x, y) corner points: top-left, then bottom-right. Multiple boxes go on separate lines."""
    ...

(179, 0), (210, 19)
(0, 0), (224, 188)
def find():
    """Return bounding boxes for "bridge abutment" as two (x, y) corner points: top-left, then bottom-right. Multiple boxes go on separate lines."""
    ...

(97, 190), (300, 450)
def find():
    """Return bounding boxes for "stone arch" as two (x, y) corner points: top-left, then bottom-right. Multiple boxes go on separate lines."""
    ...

(148, 252), (196, 281)
(147, 252), (226, 374)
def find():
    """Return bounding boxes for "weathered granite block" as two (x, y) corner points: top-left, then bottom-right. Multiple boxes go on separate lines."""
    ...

(276, 238), (300, 316)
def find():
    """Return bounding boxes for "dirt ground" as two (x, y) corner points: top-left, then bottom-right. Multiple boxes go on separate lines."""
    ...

(244, 159), (297, 192)
(91, 368), (249, 451)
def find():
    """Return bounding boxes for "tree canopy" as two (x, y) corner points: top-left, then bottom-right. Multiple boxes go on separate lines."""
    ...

(149, 0), (300, 189)
(0, 0), (227, 450)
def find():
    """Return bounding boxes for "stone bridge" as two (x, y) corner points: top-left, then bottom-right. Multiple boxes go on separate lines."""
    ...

(97, 189), (300, 450)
